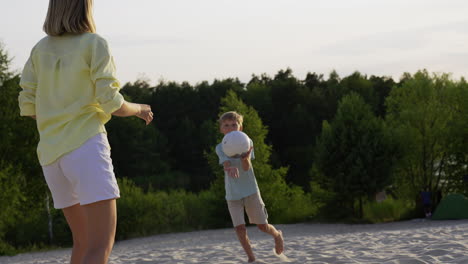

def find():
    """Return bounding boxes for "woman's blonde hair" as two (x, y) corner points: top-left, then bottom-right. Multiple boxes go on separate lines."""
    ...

(43, 0), (96, 36)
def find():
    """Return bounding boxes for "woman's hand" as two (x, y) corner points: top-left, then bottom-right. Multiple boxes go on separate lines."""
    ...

(136, 104), (153, 125)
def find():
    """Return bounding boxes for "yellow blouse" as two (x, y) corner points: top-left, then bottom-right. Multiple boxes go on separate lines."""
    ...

(19, 33), (124, 165)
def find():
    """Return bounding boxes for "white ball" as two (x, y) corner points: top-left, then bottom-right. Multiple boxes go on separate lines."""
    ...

(222, 131), (251, 157)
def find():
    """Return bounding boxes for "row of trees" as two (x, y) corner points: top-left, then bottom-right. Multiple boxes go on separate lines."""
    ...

(0, 42), (467, 254)
(114, 69), (396, 191)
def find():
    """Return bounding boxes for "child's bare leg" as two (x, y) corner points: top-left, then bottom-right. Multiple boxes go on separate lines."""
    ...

(257, 224), (284, 254)
(235, 224), (255, 262)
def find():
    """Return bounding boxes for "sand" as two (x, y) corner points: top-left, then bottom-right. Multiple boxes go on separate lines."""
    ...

(1, 219), (467, 264)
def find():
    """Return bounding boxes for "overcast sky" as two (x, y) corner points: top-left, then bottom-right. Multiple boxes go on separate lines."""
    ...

(1, 0), (467, 85)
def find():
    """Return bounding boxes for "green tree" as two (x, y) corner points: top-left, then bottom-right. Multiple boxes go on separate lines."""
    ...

(340, 72), (377, 111)
(443, 78), (468, 195)
(0, 43), (51, 253)
(314, 93), (397, 218)
(150, 79), (243, 191)
(386, 70), (468, 199)
(0, 44), (40, 171)
(121, 79), (153, 103)
(369, 75), (395, 117)
(0, 167), (24, 254)
(245, 69), (322, 188)
(107, 113), (171, 189)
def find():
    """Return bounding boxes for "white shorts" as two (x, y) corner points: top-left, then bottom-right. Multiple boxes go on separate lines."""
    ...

(42, 133), (120, 209)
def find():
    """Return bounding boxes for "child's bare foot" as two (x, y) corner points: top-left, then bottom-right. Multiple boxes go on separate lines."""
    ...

(274, 230), (284, 255)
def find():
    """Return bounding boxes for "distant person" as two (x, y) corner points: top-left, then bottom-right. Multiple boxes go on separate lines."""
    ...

(18, 0), (153, 263)
(215, 111), (284, 263)
(420, 188), (432, 218)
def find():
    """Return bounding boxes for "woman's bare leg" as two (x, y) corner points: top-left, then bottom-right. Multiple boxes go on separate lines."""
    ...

(82, 199), (117, 264)
(62, 204), (88, 264)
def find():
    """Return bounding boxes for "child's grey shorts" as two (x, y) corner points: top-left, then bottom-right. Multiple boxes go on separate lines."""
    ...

(227, 192), (268, 227)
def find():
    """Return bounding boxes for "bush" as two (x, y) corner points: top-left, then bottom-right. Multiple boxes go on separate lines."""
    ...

(116, 178), (230, 240)
(0, 166), (24, 255)
(363, 199), (414, 223)
(275, 185), (317, 223)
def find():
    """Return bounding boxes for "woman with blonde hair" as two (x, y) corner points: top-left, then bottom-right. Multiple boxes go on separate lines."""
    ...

(18, 0), (153, 263)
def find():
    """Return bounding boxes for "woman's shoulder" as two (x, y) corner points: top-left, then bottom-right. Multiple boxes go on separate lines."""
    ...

(33, 35), (52, 48)
(80, 33), (108, 44)
(27, 35), (53, 56)
(72, 33), (112, 53)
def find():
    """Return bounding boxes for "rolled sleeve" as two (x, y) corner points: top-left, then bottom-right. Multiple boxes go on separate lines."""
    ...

(18, 57), (37, 116)
(96, 79), (124, 114)
(91, 36), (124, 115)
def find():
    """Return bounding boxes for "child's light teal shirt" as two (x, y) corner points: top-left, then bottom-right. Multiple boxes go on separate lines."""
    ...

(18, 33), (124, 166)
(215, 139), (260, 201)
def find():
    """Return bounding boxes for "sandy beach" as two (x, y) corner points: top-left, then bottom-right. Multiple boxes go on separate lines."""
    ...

(1, 219), (467, 264)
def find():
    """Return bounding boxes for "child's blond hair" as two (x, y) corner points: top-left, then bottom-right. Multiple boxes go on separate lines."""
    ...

(43, 0), (96, 36)
(219, 111), (243, 126)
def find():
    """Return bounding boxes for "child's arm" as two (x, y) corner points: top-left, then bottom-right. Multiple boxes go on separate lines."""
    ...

(223, 161), (239, 178)
(240, 146), (253, 171)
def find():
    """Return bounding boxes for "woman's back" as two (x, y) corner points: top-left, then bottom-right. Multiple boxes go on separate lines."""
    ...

(33, 33), (95, 108)
(19, 33), (124, 166)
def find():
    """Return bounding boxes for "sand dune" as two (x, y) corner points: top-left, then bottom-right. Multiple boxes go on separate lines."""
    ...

(1, 219), (467, 264)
